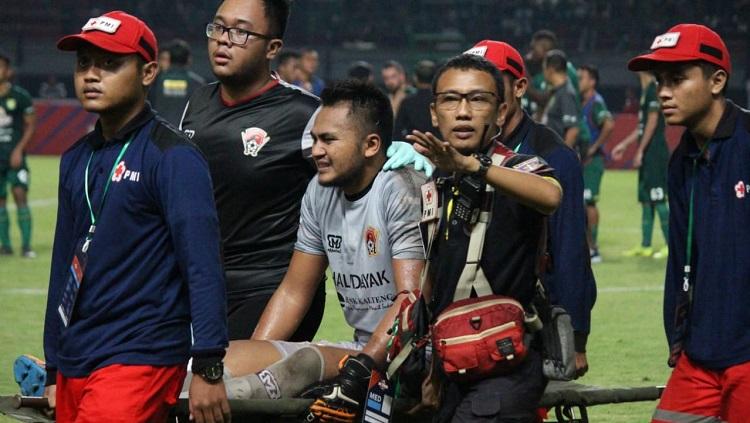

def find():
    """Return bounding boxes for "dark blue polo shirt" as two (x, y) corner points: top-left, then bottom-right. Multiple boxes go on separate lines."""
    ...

(43, 104), (228, 380)
(665, 100), (750, 369)
(504, 112), (596, 352)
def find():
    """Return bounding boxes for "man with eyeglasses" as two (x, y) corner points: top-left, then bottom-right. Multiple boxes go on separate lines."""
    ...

(406, 53), (562, 422)
(179, 0), (326, 342)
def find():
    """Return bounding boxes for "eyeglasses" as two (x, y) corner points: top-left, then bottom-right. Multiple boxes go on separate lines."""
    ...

(434, 91), (498, 111)
(205, 23), (274, 46)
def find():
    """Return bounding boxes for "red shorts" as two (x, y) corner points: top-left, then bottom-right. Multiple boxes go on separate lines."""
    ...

(55, 364), (186, 423)
(652, 355), (750, 423)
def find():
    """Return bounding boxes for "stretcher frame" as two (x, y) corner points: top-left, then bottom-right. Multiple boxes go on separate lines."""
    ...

(0, 381), (664, 423)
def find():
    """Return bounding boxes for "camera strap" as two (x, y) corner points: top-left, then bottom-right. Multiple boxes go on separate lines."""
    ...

(451, 153), (504, 301)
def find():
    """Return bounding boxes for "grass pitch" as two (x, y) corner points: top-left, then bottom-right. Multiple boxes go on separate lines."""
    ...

(0, 156), (671, 422)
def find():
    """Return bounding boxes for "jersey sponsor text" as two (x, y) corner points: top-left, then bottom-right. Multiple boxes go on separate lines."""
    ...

(333, 270), (391, 290)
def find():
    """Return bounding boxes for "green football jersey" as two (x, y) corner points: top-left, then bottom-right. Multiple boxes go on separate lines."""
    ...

(638, 82), (667, 157)
(590, 98), (612, 127)
(0, 85), (34, 161)
(637, 81), (669, 202)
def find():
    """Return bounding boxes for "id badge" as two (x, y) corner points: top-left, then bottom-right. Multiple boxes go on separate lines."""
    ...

(361, 369), (395, 423)
(420, 181), (438, 223)
(57, 239), (89, 327)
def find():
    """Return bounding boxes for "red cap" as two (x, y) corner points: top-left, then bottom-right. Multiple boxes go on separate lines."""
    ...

(57, 11), (157, 63)
(628, 24), (730, 74)
(465, 40), (526, 79)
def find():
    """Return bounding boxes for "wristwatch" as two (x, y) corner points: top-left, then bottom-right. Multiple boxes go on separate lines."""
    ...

(193, 359), (224, 384)
(471, 153), (492, 179)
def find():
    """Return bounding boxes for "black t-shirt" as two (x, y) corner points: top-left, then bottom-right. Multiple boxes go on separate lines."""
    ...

(149, 67), (206, 126)
(180, 79), (320, 297)
(393, 88), (435, 139)
(429, 143), (555, 315)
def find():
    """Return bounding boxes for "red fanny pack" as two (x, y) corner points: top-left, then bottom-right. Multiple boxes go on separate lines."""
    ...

(432, 294), (527, 383)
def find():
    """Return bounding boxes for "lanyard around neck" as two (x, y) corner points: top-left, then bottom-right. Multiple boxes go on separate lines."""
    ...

(82, 137), (132, 251)
(512, 122), (532, 153)
(683, 140), (710, 295)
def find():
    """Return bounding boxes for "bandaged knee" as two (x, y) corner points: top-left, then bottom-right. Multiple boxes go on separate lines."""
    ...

(225, 346), (326, 400)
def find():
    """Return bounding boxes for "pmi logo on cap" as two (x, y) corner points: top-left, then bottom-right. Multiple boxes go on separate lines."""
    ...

(82, 16), (122, 34)
(651, 32), (681, 50)
(464, 46), (488, 57)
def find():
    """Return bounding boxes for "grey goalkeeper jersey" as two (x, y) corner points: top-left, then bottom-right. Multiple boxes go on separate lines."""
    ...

(295, 167), (426, 342)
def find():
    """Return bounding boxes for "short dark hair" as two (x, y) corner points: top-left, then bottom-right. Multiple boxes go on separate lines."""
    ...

(687, 60), (729, 95)
(579, 64), (599, 84)
(0, 51), (10, 66)
(544, 49), (567, 73)
(432, 54), (505, 102)
(277, 49), (300, 66)
(348, 61), (373, 82)
(501, 70), (519, 83)
(532, 29), (558, 47)
(167, 39), (191, 66)
(260, 0), (291, 38)
(414, 60), (436, 84)
(695, 61), (727, 79)
(382, 60), (404, 73)
(320, 79), (393, 151)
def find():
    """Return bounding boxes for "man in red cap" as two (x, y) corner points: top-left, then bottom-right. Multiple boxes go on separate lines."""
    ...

(466, 40), (596, 379)
(629, 24), (750, 422)
(44, 11), (230, 423)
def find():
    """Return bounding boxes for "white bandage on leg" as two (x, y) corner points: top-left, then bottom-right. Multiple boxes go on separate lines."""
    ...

(224, 346), (325, 400)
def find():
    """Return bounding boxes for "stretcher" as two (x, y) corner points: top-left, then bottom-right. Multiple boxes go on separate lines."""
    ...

(0, 381), (664, 422)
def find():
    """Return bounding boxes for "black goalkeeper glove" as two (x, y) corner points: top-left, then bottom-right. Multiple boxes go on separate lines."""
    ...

(302, 353), (376, 423)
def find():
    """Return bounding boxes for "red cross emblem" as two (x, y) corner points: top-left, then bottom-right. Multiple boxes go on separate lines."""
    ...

(735, 181), (746, 199)
(112, 161), (126, 182)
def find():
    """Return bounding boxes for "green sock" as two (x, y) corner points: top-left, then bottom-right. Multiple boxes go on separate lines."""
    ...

(592, 223), (599, 246)
(641, 203), (654, 248)
(0, 206), (10, 248)
(655, 202), (669, 243)
(17, 206), (32, 250)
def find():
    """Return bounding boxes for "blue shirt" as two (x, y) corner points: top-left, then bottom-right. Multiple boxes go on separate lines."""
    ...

(582, 91), (612, 155)
(44, 105), (228, 379)
(504, 112), (597, 351)
(665, 101), (750, 369)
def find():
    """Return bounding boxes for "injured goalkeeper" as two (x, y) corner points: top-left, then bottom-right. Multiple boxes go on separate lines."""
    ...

(180, 80), (426, 420)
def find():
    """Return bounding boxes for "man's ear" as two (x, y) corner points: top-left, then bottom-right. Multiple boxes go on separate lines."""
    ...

(141, 61), (159, 88)
(266, 39), (284, 61)
(514, 77), (529, 99)
(709, 69), (728, 96)
(364, 133), (382, 159)
(496, 102), (509, 128)
(430, 102), (439, 128)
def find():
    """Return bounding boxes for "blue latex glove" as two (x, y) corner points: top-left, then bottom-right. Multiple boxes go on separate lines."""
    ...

(383, 141), (434, 177)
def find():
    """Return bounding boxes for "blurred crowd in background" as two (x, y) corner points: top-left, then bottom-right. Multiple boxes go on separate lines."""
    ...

(0, 0), (748, 111)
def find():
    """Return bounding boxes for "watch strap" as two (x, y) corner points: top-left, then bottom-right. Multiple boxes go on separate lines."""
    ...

(472, 153), (492, 178)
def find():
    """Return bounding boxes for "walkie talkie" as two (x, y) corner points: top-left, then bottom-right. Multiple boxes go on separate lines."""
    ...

(452, 175), (484, 226)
